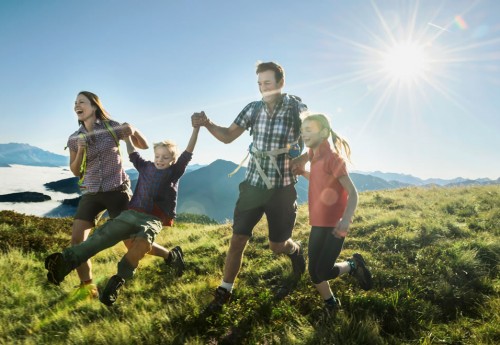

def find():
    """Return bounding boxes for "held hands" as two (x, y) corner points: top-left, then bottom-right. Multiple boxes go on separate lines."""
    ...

(191, 111), (209, 128)
(332, 218), (350, 238)
(290, 155), (307, 175)
(122, 123), (134, 137)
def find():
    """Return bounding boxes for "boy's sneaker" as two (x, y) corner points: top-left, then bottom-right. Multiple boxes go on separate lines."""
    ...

(287, 241), (306, 277)
(324, 295), (342, 311)
(348, 253), (373, 291)
(204, 286), (232, 314)
(45, 253), (68, 285)
(99, 275), (125, 306)
(165, 246), (185, 276)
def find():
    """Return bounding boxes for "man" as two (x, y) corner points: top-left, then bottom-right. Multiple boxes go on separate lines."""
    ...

(192, 61), (307, 312)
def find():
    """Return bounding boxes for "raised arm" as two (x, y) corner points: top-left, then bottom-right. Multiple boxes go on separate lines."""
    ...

(186, 127), (200, 153)
(124, 136), (137, 155)
(192, 111), (245, 144)
(122, 123), (149, 149)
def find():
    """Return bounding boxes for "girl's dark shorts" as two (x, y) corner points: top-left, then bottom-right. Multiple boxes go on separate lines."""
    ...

(232, 181), (297, 243)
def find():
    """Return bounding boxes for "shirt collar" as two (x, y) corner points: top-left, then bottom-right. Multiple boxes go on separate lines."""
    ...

(308, 139), (331, 160)
(78, 118), (102, 134)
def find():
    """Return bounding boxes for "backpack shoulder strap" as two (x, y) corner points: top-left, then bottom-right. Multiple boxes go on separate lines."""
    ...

(103, 120), (120, 146)
(249, 101), (263, 136)
(287, 95), (304, 151)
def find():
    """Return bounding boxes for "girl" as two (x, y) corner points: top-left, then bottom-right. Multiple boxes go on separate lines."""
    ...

(298, 114), (372, 310)
(66, 91), (181, 298)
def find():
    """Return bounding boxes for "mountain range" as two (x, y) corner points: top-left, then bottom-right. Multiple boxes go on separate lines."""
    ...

(2, 143), (498, 221)
(0, 143), (68, 167)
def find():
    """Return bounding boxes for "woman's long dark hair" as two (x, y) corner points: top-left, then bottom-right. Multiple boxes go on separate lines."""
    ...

(77, 91), (112, 126)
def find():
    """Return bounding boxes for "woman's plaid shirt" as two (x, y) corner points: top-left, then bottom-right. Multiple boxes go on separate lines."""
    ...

(67, 119), (129, 193)
(234, 93), (307, 189)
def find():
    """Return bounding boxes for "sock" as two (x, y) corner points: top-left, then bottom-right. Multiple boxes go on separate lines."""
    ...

(347, 258), (356, 273)
(81, 279), (93, 286)
(335, 261), (351, 275)
(324, 295), (337, 307)
(220, 281), (234, 292)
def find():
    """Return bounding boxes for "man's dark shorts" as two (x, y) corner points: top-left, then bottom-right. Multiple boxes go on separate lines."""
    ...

(233, 181), (297, 243)
(74, 190), (130, 224)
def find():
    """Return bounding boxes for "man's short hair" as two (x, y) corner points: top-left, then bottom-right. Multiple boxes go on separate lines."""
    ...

(256, 61), (285, 83)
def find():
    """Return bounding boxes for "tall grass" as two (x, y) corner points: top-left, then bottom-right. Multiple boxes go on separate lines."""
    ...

(0, 185), (499, 344)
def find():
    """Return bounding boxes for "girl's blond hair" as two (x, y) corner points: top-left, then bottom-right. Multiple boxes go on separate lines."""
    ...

(153, 140), (178, 162)
(303, 114), (352, 161)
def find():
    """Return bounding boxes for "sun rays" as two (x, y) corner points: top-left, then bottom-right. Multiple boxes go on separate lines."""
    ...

(295, 0), (499, 141)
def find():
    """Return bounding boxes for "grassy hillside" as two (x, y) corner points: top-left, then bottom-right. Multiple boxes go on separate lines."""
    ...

(0, 185), (498, 344)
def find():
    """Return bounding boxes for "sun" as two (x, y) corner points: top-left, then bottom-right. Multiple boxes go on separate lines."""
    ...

(381, 42), (429, 82)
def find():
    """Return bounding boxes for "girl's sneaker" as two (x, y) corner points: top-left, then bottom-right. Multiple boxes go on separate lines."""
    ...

(348, 253), (373, 291)
(324, 295), (341, 311)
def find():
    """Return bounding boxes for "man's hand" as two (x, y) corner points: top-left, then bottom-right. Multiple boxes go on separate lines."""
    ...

(290, 153), (308, 175)
(191, 111), (209, 128)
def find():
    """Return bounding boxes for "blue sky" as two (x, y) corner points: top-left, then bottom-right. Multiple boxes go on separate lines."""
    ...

(1, 0), (499, 179)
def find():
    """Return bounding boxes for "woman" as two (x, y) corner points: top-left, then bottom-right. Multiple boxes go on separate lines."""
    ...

(67, 91), (172, 298)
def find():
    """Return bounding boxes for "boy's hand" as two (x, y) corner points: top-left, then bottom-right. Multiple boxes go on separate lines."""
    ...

(191, 111), (208, 128)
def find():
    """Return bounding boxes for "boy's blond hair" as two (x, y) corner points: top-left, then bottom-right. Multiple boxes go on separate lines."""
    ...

(153, 140), (178, 162)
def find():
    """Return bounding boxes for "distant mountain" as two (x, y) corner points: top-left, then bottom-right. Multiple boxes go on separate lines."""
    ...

(0, 143), (68, 167)
(363, 171), (425, 185)
(186, 163), (205, 172)
(445, 177), (500, 187)
(43, 159), (415, 222)
(363, 170), (497, 187)
(177, 159), (247, 222)
(350, 173), (410, 190)
(176, 160), (406, 222)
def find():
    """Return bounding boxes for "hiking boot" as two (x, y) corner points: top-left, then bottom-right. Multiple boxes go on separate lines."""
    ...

(45, 253), (69, 285)
(324, 295), (342, 311)
(348, 253), (373, 291)
(287, 241), (306, 277)
(99, 275), (125, 306)
(165, 246), (185, 276)
(204, 286), (232, 314)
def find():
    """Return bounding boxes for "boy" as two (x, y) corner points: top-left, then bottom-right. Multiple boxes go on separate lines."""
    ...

(45, 125), (199, 306)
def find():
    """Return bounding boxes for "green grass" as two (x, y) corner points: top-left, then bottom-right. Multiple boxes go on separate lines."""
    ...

(0, 185), (499, 344)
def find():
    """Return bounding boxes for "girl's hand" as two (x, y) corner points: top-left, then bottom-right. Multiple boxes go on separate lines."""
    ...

(332, 218), (350, 238)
